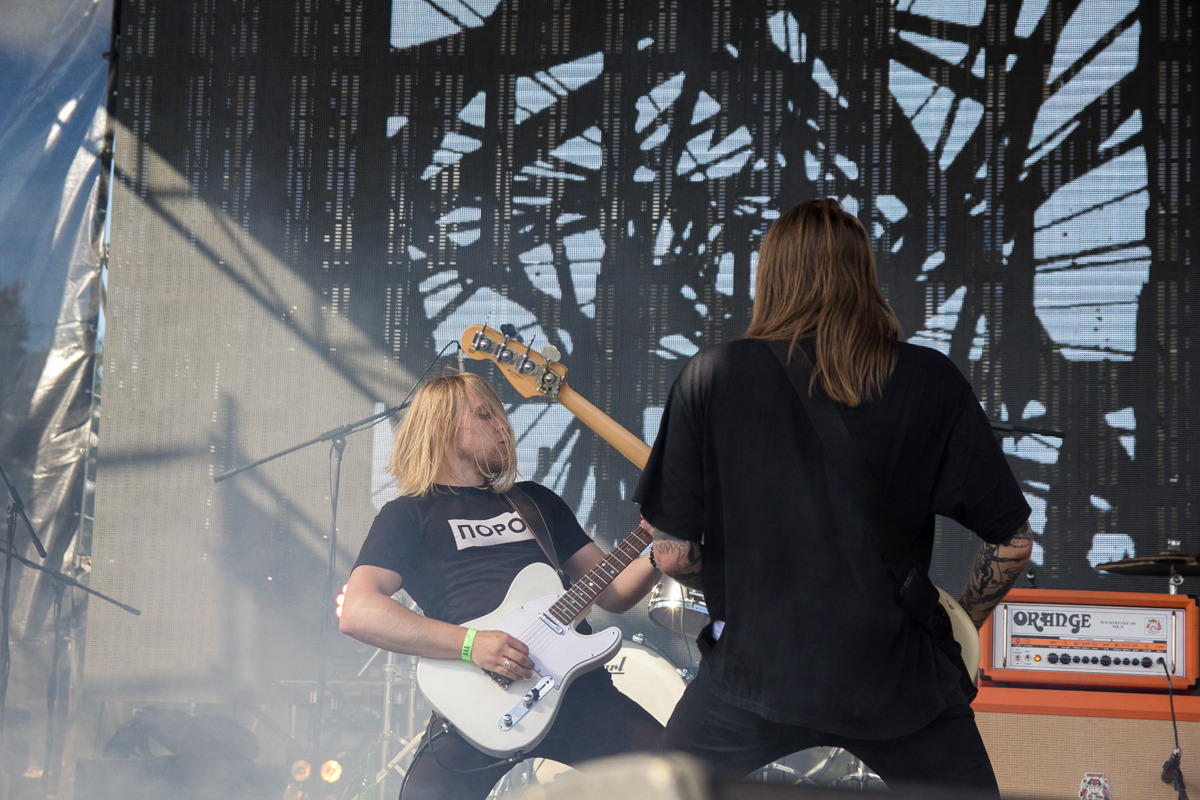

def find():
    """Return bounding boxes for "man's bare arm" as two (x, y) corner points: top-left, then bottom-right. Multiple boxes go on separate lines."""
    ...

(959, 520), (1034, 629)
(562, 542), (661, 614)
(339, 565), (537, 680)
(651, 529), (704, 590)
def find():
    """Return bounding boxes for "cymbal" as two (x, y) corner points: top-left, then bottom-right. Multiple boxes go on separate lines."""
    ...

(1097, 553), (1200, 576)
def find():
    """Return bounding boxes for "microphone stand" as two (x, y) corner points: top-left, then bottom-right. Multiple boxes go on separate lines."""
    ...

(1, 459), (46, 740)
(211, 343), (455, 756)
(214, 401), (408, 755)
(0, 460), (141, 743)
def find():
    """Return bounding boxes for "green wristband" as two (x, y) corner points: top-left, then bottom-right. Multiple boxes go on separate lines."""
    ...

(461, 628), (478, 662)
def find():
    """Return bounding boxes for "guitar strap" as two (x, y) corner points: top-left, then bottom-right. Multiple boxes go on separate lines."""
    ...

(763, 340), (972, 694)
(504, 486), (568, 587)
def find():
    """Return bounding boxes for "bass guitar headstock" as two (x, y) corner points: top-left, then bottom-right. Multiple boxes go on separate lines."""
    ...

(459, 324), (568, 400)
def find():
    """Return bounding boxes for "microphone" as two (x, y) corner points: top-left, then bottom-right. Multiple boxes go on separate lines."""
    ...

(1162, 748), (1181, 785)
(456, 343), (465, 373)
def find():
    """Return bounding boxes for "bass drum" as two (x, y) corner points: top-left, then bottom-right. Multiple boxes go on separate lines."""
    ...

(648, 577), (709, 638)
(605, 637), (686, 725)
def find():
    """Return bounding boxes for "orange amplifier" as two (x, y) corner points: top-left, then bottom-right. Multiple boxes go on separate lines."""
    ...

(978, 588), (1199, 691)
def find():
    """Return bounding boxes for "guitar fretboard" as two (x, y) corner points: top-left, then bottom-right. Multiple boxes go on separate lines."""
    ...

(548, 524), (653, 625)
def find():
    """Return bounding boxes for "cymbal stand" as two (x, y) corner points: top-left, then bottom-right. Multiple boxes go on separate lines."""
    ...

(1167, 540), (1185, 595)
(360, 650), (424, 797)
(377, 728), (425, 790)
(377, 652), (401, 800)
(406, 654), (419, 753)
(1168, 567), (1184, 595)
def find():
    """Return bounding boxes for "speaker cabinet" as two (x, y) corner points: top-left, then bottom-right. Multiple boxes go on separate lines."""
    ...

(975, 687), (1200, 799)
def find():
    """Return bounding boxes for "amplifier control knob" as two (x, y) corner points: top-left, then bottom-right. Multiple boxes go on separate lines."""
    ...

(1142, 657), (1153, 668)
(1100, 656), (1111, 666)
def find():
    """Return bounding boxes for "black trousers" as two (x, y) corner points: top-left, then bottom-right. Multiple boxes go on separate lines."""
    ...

(661, 670), (1000, 798)
(400, 670), (662, 800)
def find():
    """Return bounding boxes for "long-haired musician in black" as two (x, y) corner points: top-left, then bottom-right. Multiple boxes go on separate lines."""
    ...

(636, 198), (1033, 796)
(340, 372), (662, 799)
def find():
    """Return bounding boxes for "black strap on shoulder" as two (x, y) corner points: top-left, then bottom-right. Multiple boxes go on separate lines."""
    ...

(504, 485), (566, 585)
(763, 339), (943, 634)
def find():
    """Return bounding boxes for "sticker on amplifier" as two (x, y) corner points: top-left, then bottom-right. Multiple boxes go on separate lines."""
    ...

(1079, 772), (1111, 800)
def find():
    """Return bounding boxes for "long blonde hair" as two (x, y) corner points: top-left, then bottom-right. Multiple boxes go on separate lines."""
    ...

(745, 198), (902, 406)
(388, 372), (518, 495)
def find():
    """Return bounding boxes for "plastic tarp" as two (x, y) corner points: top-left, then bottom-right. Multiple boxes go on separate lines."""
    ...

(0, 1), (111, 781)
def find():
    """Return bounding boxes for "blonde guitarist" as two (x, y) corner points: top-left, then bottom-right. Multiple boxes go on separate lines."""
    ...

(339, 373), (662, 800)
(634, 199), (1033, 797)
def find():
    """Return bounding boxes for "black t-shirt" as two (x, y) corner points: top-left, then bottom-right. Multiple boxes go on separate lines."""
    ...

(353, 482), (593, 626)
(634, 338), (1030, 739)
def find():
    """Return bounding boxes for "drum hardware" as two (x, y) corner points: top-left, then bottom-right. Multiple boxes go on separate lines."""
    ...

(751, 746), (884, 790)
(488, 762), (537, 798)
(487, 758), (572, 798)
(825, 750), (882, 791)
(628, 632), (665, 657)
(629, 632), (693, 684)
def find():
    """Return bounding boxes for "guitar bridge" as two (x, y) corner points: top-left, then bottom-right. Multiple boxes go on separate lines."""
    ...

(484, 669), (513, 689)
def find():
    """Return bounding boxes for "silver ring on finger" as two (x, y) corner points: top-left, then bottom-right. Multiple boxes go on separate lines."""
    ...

(503, 658), (510, 670)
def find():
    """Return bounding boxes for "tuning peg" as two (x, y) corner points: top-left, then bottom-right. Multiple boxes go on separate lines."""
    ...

(541, 345), (561, 364)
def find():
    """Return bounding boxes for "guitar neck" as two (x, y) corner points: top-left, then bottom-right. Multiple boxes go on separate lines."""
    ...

(544, 383), (654, 625)
(548, 524), (653, 625)
(461, 325), (657, 624)
(556, 384), (650, 470)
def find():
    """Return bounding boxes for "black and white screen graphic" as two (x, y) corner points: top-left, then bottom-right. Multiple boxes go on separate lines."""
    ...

(88, 0), (1196, 700)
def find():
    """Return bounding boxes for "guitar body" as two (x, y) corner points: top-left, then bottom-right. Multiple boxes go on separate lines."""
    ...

(416, 563), (623, 757)
(937, 587), (980, 681)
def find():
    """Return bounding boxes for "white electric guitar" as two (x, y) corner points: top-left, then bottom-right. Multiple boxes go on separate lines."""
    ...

(416, 324), (978, 756)
(416, 523), (652, 757)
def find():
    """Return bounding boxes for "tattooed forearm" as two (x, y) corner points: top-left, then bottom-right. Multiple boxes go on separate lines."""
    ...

(959, 521), (1034, 629)
(651, 530), (704, 590)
